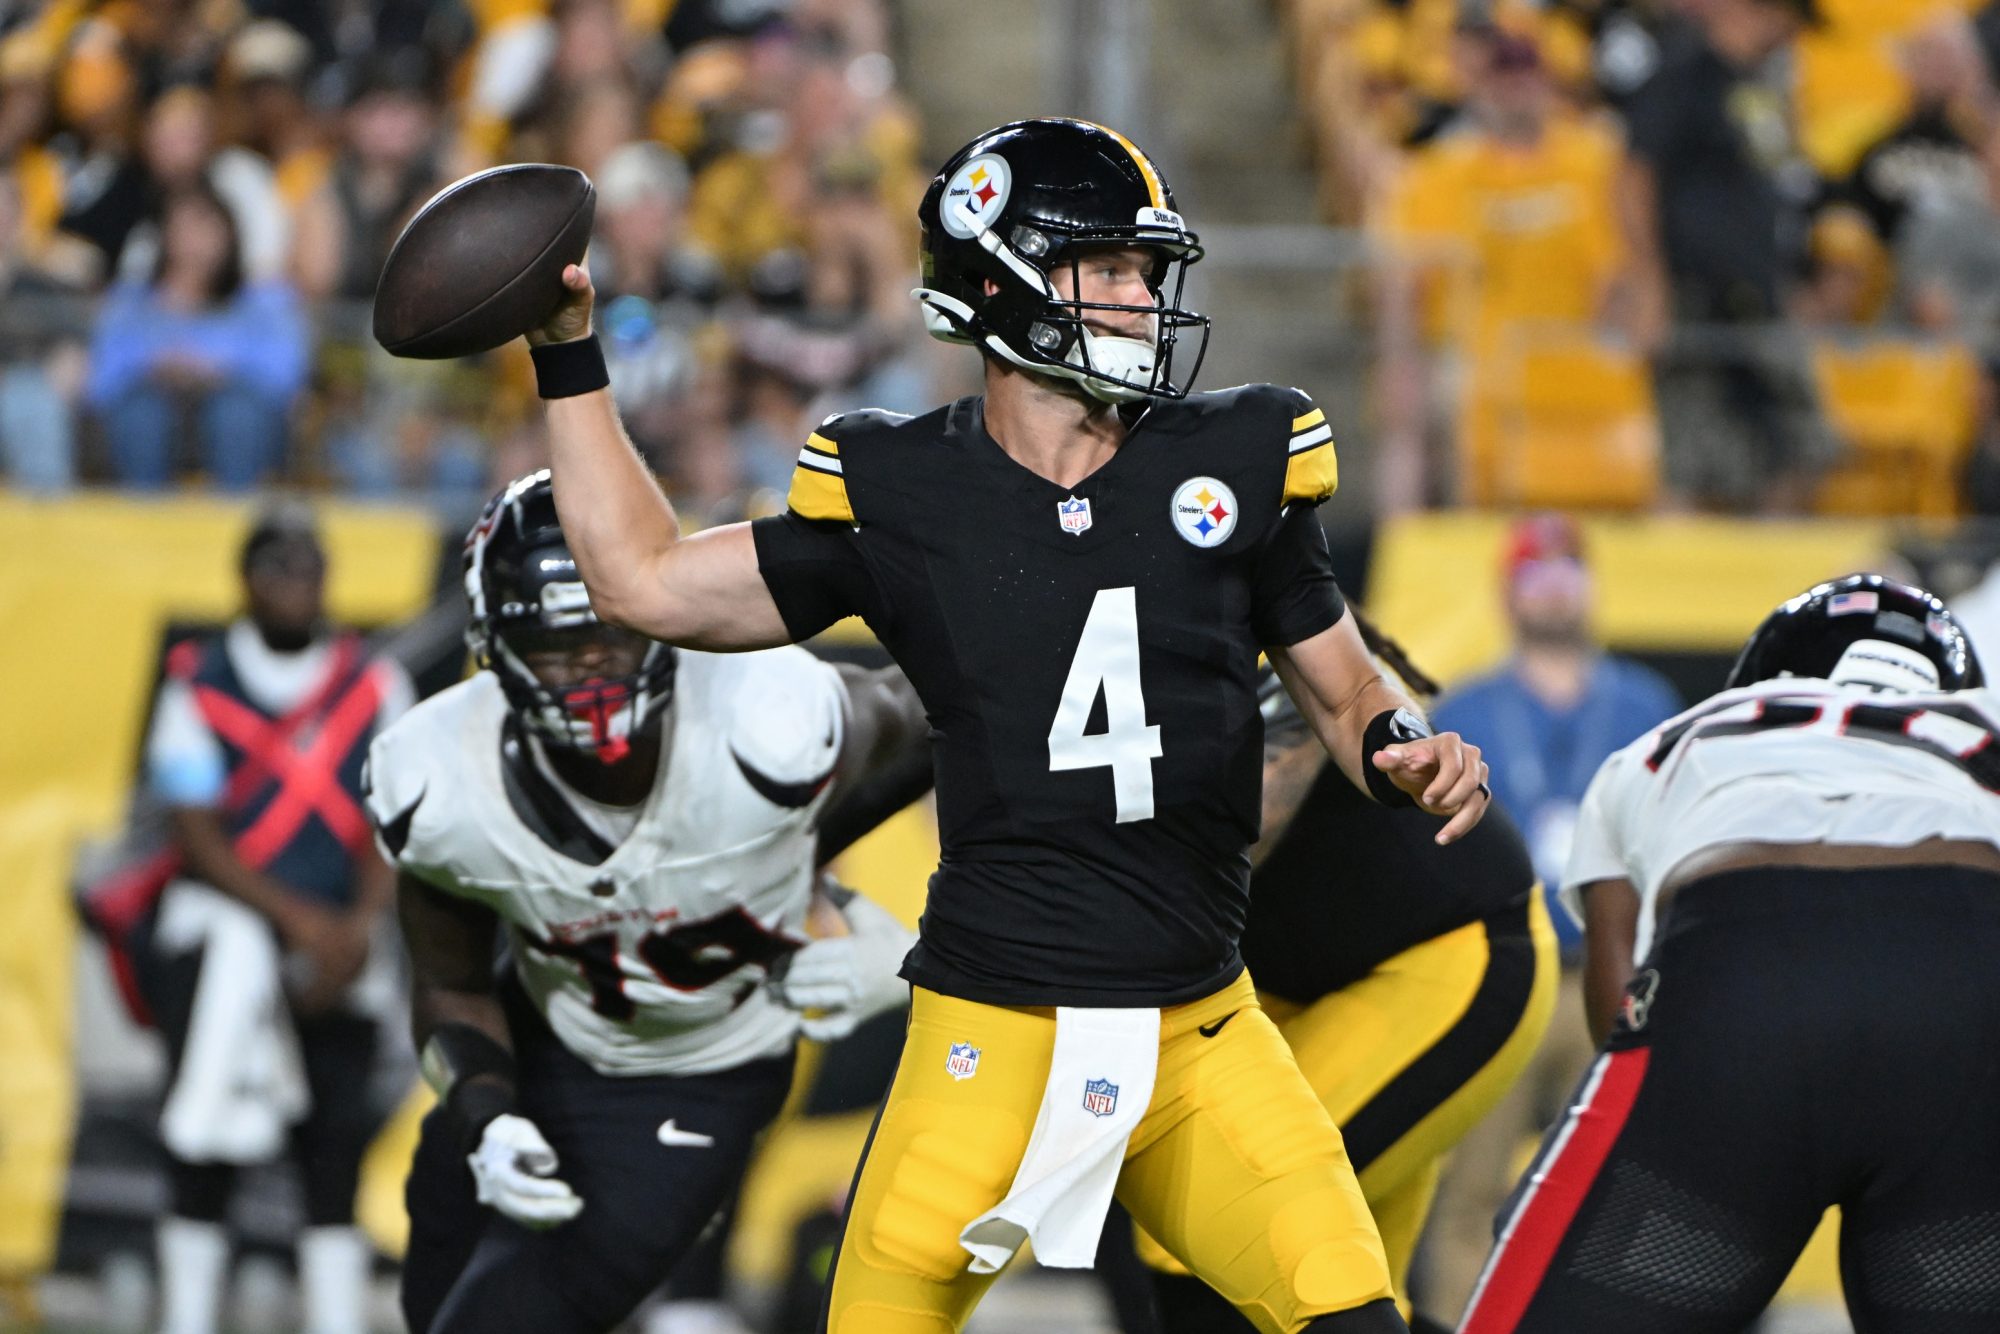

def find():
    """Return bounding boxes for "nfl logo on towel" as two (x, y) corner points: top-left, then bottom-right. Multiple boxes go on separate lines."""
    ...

(946, 1042), (981, 1081)
(1057, 495), (1093, 535)
(1082, 1078), (1118, 1117)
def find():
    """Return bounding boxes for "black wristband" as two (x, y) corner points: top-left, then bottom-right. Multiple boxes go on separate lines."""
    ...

(420, 1023), (517, 1149)
(1361, 707), (1427, 808)
(531, 334), (609, 399)
(446, 1078), (517, 1154)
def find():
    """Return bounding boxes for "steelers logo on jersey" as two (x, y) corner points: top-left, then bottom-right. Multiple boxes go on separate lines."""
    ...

(1171, 476), (1238, 548)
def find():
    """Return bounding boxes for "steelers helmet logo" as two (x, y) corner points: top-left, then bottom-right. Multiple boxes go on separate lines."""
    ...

(940, 154), (1012, 239)
(1171, 476), (1237, 547)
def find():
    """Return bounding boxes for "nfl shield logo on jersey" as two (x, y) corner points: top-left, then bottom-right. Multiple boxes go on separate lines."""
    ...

(1057, 495), (1093, 535)
(946, 1041), (981, 1081)
(1082, 1077), (1118, 1117)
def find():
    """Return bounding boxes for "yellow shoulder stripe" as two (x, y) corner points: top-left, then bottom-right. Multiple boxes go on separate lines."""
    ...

(1283, 440), (1339, 505)
(1291, 408), (1325, 434)
(789, 429), (854, 521)
(788, 464), (853, 523)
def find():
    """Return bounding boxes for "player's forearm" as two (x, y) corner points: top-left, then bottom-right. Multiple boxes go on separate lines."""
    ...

(820, 665), (934, 863)
(1251, 740), (1324, 867)
(1269, 620), (1422, 799)
(396, 869), (511, 1054)
(352, 850), (395, 921)
(1581, 878), (1642, 1046)
(818, 741), (935, 865)
(169, 806), (313, 935)
(410, 981), (511, 1060)
(542, 388), (684, 631)
(1309, 671), (1416, 798)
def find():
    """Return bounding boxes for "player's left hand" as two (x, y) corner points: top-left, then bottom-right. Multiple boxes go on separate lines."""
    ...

(468, 1114), (584, 1229)
(1373, 730), (1490, 846)
(776, 893), (915, 1042)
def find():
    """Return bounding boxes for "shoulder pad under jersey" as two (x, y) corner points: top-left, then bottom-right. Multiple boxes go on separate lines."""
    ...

(1169, 383), (1337, 506)
(363, 675), (503, 867)
(782, 408), (915, 525)
(710, 646), (847, 809)
(1275, 385), (1337, 505)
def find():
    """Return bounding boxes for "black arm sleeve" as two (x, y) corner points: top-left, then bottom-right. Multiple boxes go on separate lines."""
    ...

(751, 512), (881, 641)
(1251, 503), (1347, 648)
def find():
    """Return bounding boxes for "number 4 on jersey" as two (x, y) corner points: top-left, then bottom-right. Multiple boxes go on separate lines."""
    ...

(1048, 587), (1163, 822)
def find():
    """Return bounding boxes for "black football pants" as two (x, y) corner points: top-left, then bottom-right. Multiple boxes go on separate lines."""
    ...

(1461, 865), (2000, 1334)
(401, 983), (794, 1334)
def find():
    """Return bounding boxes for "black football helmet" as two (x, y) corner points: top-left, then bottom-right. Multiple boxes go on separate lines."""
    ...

(914, 117), (1209, 404)
(1725, 573), (1983, 694)
(464, 471), (676, 761)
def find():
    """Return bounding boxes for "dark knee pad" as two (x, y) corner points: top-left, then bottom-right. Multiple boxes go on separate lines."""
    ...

(168, 1159), (236, 1223)
(1302, 1298), (1410, 1333)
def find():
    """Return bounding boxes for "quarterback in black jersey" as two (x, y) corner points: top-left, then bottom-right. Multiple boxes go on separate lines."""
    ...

(1131, 621), (1556, 1332)
(524, 118), (1488, 1334)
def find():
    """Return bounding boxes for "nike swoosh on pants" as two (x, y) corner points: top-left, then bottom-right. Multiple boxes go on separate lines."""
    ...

(1197, 1011), (1239, 1039)
(657, 1120), (715, 1148)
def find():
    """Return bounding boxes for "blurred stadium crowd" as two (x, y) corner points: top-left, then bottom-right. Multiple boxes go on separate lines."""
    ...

(1293, 0), (2000, 516)
(0, 0), (949, 517)
(0, 0), (1994, 518)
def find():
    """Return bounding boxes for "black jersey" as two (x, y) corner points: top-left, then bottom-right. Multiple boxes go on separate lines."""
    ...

(751, 385), (1344, 1006)
(1240, 758), (1535, 1004)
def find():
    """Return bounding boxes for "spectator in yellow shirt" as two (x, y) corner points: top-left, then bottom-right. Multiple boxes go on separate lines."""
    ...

(1374, 22), (1665, 510)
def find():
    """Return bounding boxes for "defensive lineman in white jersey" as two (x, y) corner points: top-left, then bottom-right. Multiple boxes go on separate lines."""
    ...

(366, 473), (929, 1334)
(1461, 574), (2000, 1334)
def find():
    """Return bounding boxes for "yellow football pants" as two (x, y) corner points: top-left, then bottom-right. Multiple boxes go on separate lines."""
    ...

(1138, 896), (1558, 1311)
(823, 970), (1396, 1334)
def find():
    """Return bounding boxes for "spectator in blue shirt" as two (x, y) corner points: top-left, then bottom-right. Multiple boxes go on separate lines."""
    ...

(86, 183), (309, 490)
(1420, 513), (1681, 1323)
(1432, 514), (1682, 936)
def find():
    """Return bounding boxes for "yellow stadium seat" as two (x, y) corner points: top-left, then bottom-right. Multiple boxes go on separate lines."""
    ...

(1811, 338), (1981, 517)
(1795, 31), (1911, 176)
(1458, 337), (1662, 511)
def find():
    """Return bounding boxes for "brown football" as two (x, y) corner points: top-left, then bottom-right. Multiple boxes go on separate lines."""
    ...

(372, 163), (595, 359)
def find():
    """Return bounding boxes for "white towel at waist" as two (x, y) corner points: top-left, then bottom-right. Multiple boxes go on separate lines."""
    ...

(960, 1006), (1160, 1273)
(155, 880), (309, 1163)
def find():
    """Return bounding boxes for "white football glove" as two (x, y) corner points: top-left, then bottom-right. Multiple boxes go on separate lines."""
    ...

(777, 893), (915, 1042)
(468, 1113), (584, 1229)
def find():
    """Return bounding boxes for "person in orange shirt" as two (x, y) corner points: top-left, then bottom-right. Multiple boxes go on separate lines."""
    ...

(1372, 20), (1665, 511)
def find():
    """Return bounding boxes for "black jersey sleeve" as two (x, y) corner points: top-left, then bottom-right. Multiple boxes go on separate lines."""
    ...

(750, 413), (908, 640)
(750, 512), (879, 641)
(1252, 502), (1346, 647)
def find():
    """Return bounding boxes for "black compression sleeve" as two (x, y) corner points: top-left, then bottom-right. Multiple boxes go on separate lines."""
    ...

(421, 1023), (517, 1151)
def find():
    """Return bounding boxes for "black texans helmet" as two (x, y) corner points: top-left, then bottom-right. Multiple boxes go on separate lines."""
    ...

(915, 117), (1209, 404)
(464, 471), (676, 761)
(1726, 573), (1984, 694)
